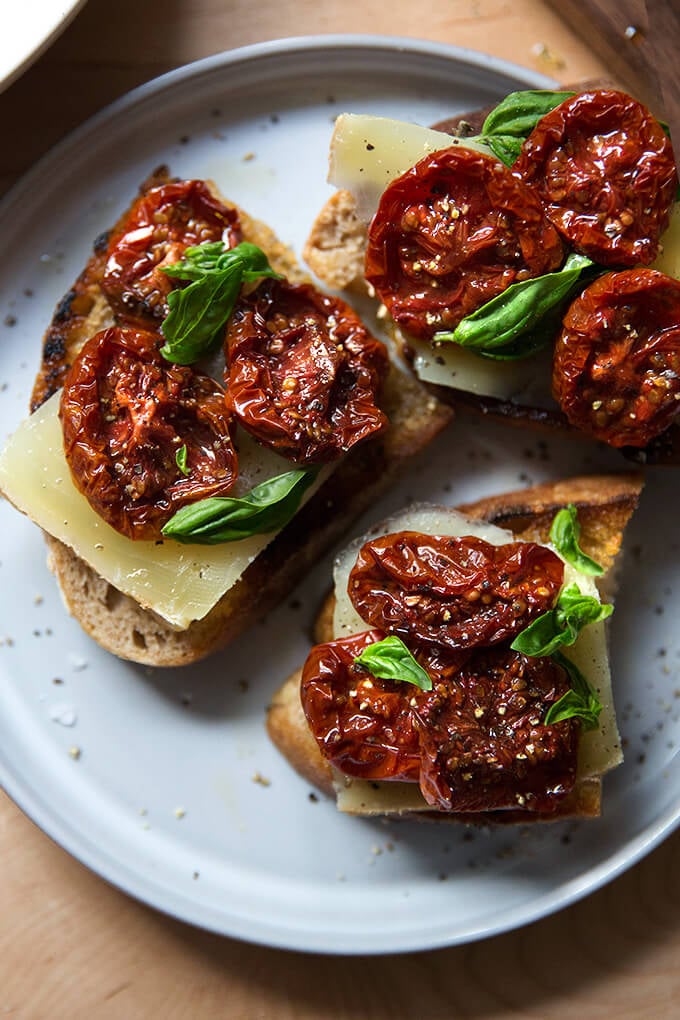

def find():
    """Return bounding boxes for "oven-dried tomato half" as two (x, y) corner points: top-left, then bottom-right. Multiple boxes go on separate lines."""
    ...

(60, 326), (238, 540)
(301, 633), (577, 810)
(418, 646), (578, 812)
(301, 630), (440, 783)
(348, 532), (564, 651)
(101, 180), (241, 326)
(513, 90), (678, 267)
(225, 278), (389, 463)
(364, 146), (564, 341)
(553, 269), (680, 448)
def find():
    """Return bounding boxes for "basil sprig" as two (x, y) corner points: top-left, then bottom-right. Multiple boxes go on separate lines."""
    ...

(432, 253), (596, 360)
(161, 467), (318, 544)
(175, 444), (190, 477)
(478, 90), (575, 166)
(160, 241), (280, 365)
(354, 635), (433, 691)
(511, 583), (612, 657)
(550, 504), (605, 576)
(544, 651), (602, 731)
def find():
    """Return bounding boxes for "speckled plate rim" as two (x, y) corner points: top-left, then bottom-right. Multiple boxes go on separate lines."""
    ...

(1, 34), (678, 955)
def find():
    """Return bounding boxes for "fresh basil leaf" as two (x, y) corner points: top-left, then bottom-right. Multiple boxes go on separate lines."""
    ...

(432, 253), (595, 359)
(483, 134), (525, 167)
(354, 635), (433, 691)
(511, 583), (613, 657)
(550, 503), (604, 576)
(161, 467), (318, 544)
(160, 241), (280, 365)
(175, 444), (190, 477)
(480, 90), (575, 162)
(544, 651), (602, 730)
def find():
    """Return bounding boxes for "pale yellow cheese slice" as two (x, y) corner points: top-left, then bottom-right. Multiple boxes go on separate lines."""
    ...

(328, 113), (493, 223)
(0, 393), (326, 629)
(406, 331), (556, 406)
(331, 505), (620, 814)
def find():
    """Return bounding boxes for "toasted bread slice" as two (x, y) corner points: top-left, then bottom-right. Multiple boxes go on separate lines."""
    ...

(267, 472), (643, 822)
(23, 169), (452, 666)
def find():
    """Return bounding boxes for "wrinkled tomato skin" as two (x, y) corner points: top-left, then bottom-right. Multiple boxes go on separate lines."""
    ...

(348, 532), (564, 651)
(364, 146), (564, 341)
(553, 269), (680, 447)
(225, 279), (389, 463)
(101, 180), (241, 326)
(301, 630), (424, 782)
(514, 90), (678, 267)
(301, 633), (578, 811)
(60, 326), (238, 540)
(418, 647), (578, 813)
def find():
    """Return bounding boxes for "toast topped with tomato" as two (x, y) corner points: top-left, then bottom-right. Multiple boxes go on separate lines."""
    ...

(0, 167), (451, 665)
(267, 472), (643, 822)
(304, 88), (680, 464)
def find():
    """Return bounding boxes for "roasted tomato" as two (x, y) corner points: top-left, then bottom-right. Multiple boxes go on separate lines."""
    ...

(301, 630), (447, 783)
(301, 633), (577, 811)
(225, 278), (389, 463)
(364, 146), (564, 341)
(514, 90), (678, 267)
(553, 269), (680, 447)
(348, 532), (564, 651)
(101, 180), (241, 325)
(60, 326), (238, 540)
(417, 647), (578, 812)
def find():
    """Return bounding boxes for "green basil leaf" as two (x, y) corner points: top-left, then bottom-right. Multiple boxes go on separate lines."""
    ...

(483, 134), (525, 167)
(175, 444), (190, 477)
(549, 503), (604, 576)
(159, 241), (280, 365)
(511, 583), (613, 657)
(161, 467), (318, 544)
(544, 651), (602, 730)
(354, 635), (433, 691)
(432, 253), (595, 359)
(480, 89), (575, 147)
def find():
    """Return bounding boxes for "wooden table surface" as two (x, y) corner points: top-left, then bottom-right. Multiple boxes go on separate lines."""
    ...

(1, 2), (679, 1017)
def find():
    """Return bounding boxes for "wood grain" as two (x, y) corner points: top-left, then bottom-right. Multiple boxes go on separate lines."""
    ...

(1, 2), (678, 1018)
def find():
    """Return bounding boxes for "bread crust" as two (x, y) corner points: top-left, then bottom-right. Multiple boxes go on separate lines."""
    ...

(30, 169), (452, 665)
(266, 471), (643, 822)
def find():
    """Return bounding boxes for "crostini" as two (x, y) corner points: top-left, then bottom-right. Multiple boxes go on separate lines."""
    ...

(268, 473), (642, 822)
(0, 168), (451, 666)
(304, 88), (680, 464)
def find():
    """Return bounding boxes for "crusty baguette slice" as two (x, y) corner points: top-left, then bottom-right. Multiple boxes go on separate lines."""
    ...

(303, 189), (368, 293)
(303, 94), (680, 466)
(267, 471), (643, 822)
(28, 168), (452, 666)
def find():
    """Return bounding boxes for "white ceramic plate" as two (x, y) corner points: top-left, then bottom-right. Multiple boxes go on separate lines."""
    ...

(0, 0), (87, 93)
(1, 36), (679, 955)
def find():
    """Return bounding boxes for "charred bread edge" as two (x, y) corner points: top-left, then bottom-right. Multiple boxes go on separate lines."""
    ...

(29, 168), (452, 666)
(266, 471), (643, 823)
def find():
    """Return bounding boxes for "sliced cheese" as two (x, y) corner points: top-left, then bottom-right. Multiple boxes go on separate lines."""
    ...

(405, 330), (556, 406)
(0, 393), (327, 629)
(331, 504), (620, 814)
(328, 113), (493, 223)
